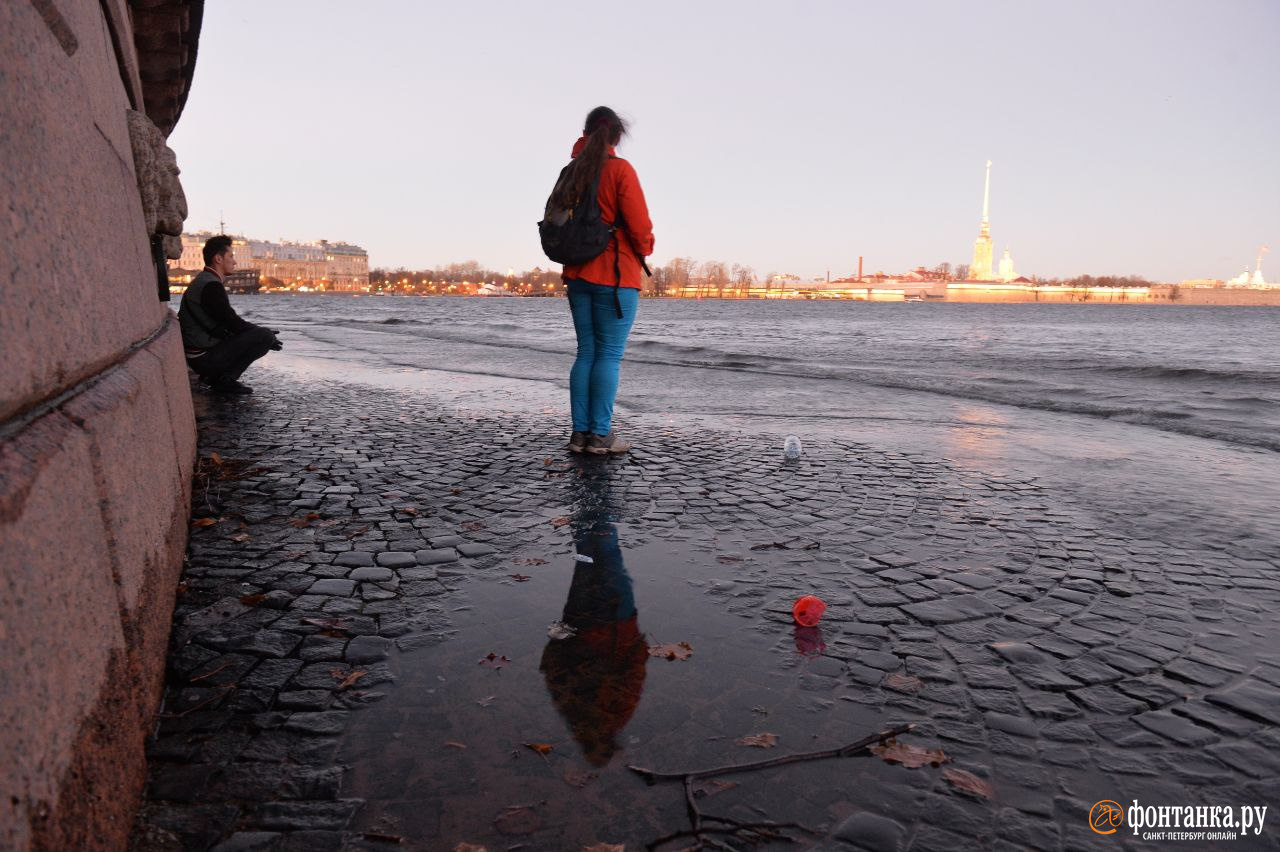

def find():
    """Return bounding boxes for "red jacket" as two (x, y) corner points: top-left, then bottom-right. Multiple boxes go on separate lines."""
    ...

(562, 137), (655, 289)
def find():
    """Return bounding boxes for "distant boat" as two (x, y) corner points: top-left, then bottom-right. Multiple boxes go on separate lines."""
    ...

(476, 282), (513, 296)
(904, 294), (926, 302)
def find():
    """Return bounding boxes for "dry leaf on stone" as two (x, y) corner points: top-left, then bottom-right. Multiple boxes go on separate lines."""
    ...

(582, 845), (625, 852)
(509, 574), (532, 582)
(514, 557), (548, 566)
(870, 739), (949, 769)
(493, 805), (542, 836)
(563, 769), (597, 789)
(461, 521), (486, 531)
(479, 652), (510, 669)
(524, 742), (553, 756)
(289, 518), (311, 528)
(692, 779), (739, 798)
(210, 452), (224, 465)
(943, 768), (993, 800)
(239, 593), (266, 606)
(445, 741), (468, 750)
(450, 488), (462, 495)
(398, 506), (418, 516)
(736, 733), (778, 748)
(230, 533), (251, 542)
(331, 669), (367, 690)
(884, 673), (923, 694)
(648, 642), (693, 661)
(551, 516), (571, 527)
(192, 518), (218, 527)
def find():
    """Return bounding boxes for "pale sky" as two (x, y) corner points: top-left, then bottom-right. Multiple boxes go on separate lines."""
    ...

(171, 0), (1280, 281)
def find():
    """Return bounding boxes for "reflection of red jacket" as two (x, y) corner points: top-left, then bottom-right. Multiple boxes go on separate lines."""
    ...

(540, 616), (648, 766)
(562, 137), (655, 289)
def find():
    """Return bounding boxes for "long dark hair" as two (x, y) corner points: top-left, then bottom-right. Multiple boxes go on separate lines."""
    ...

(551, 106), (628, 208)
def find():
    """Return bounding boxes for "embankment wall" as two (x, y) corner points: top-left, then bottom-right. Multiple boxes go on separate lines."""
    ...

(1, 1), (199, 848)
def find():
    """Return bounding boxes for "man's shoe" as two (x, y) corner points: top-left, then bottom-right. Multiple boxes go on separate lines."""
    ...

(568, 431), (588, 453)
(585, 432), (631, 455)
(211, 380), (253, 395)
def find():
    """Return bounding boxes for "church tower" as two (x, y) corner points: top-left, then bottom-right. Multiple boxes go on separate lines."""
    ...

(969, 160), (994, 280)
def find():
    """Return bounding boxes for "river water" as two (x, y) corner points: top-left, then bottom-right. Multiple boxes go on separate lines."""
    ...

(226, 293), (1280, 545)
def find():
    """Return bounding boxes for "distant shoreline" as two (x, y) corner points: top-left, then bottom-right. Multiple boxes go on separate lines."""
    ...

(217, 288), (1280, 307)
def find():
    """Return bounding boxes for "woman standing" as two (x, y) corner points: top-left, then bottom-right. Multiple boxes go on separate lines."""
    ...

(558, 106), (654, 455)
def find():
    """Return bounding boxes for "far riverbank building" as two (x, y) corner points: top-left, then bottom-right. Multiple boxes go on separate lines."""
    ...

(172, 231), (370, 290)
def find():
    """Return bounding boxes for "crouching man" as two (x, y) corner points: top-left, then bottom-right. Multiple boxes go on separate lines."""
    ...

(178, 234), (281, 395)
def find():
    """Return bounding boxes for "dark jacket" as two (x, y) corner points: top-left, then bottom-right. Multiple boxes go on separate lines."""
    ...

(179, 269), (252, 352)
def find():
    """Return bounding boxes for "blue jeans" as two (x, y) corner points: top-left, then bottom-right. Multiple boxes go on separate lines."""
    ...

(566, 279), (638, 435)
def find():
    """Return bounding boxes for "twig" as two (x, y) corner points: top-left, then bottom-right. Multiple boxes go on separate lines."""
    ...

(628, 722), (913, 783)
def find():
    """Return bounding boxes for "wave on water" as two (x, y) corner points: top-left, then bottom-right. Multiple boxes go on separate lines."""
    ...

(1080, 363), (1280, 385)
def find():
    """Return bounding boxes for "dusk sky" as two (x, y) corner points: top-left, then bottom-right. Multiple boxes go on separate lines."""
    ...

(171, 0), (1280, 281)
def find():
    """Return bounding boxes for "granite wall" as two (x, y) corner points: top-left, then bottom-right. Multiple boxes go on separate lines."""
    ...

(1, 1), (202, 847)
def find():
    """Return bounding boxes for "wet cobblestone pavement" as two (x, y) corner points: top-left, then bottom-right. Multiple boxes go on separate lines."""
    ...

(133, 367), (1280, 851)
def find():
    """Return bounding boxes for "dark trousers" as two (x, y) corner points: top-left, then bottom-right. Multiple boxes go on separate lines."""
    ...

(188, 327), (275, 384)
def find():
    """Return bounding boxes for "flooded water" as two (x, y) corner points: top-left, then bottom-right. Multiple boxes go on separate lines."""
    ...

(232, 294), (1280, 453)
(183, 294), (1280, 850)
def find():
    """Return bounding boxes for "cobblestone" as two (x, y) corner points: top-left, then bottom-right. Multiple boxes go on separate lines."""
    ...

(132, 370), (1280, 851)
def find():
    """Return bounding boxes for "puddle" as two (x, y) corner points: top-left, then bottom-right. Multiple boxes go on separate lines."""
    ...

(338, 470), (898, 848)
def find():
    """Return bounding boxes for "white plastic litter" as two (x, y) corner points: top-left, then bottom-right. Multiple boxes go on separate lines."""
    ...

(547, 621), (578, 640)
(573, 553), (594, 563)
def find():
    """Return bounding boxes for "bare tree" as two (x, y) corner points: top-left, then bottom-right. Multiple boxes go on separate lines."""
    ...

(701, 261), (729, 298)
(732, 264), (756, 298)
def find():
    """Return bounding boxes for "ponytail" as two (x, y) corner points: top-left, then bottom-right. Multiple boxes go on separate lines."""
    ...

(550, 106), (628, 209)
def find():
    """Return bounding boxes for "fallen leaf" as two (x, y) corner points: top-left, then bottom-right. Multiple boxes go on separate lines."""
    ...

(239, 593), (266, 606)
(551, 516), (571, 527)
(210, 452), (224, 465)
(582, 845), (624, 852)
(943, 768), (993, 800)
(736, 733), (778, 748)
(230, 533), (251, 542)
(523, 742), (553, 756)
(286, 550), (308, 559)
(544, 457), (553, 466)
(289, 518), (312, 528)
(692, 779), (739, 798)
(192, 518), (218, 528)
(884, 673), (924, 694)
(563, 769), (597, 789)
(330, 668), (367, 690)
(479, 652), (510, 669)
(344, 525), (371, 537)
(361, 832), (403, 844)
(513, 557), (548, 566)
(445, 741), (468, 750)
(509, 574), (532, 582)
(870, 739), (949, 769)
(648, 642), (693, 661)
(461, 521), (486, 531)
(397, 506), (419, 515)
(493, 805), (542, 836)
(450, 488), (462, 495)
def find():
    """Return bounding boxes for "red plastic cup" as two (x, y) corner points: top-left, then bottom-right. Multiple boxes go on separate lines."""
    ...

(792, 595), (827, 627)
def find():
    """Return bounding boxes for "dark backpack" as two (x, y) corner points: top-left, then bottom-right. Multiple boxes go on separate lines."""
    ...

(538, 161), (613, 266)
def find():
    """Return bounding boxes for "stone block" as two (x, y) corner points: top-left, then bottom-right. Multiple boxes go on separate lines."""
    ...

(0, 412), (128, 850)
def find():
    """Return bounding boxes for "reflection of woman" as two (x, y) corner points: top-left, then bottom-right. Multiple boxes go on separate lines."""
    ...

(540, 516), (648, 766)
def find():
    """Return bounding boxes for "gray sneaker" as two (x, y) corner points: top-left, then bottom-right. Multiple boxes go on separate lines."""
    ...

(568, 431), (588, 453)
(585, 432), (632, 455)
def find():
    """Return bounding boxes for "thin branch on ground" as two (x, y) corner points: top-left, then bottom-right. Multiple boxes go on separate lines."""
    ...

(633, 722), (913, 850)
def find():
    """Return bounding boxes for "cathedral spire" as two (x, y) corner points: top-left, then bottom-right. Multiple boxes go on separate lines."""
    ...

(969, 160), (995, 280)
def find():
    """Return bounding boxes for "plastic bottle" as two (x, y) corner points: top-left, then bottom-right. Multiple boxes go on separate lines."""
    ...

(783, 435), (802, 461)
